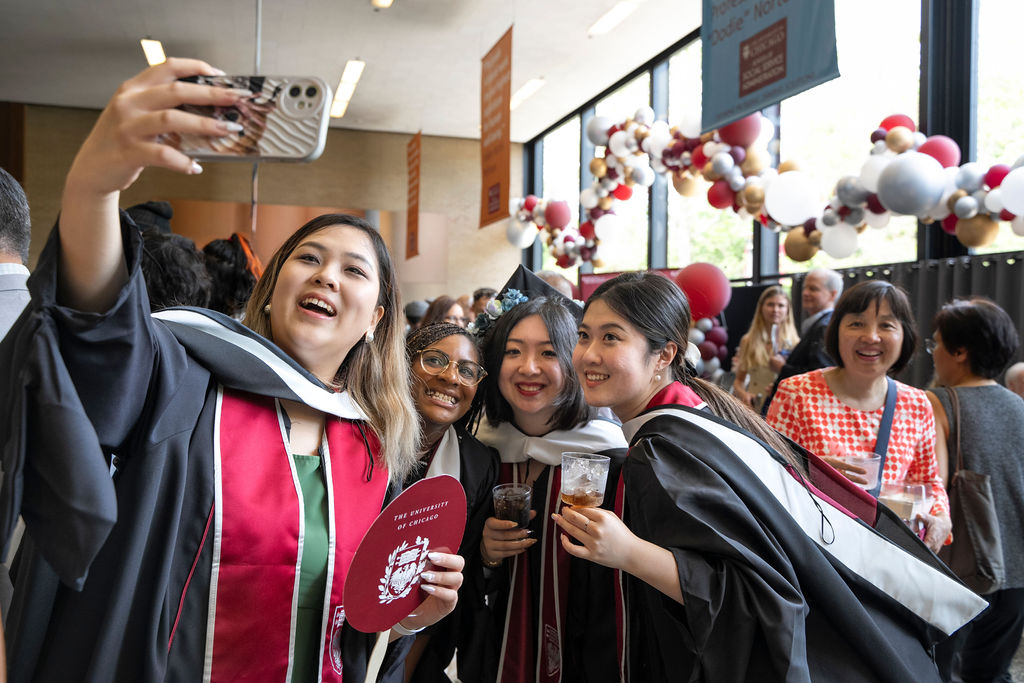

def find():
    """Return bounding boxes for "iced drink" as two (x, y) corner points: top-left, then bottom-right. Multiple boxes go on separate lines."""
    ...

(493, 483), (532, 528)
(560, 452), (611, 507)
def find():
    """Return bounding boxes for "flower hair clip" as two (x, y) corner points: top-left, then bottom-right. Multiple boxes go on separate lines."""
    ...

(467, 288), (528, 337)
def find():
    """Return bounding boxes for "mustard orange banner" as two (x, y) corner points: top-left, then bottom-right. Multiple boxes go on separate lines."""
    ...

(480, 26), (512, 228)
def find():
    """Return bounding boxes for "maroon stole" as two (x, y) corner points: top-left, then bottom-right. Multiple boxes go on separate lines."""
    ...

(498, 462), (626, 683)
(208, 388), (388, 681)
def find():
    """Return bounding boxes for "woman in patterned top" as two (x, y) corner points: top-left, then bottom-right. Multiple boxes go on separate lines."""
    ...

(766, 280), (951, 552)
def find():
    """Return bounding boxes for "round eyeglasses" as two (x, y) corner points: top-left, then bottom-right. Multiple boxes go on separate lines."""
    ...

(416, 349), (487, 386)
(924, 338), (937, 355)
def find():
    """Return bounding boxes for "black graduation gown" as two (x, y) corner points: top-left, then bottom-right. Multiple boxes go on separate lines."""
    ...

(621, 404), (985, 683)
(404, 422), (500, 683)
(0, 220), (411, 681)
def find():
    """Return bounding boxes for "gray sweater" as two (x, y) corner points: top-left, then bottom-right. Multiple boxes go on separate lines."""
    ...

(933, 384), (1024, 588)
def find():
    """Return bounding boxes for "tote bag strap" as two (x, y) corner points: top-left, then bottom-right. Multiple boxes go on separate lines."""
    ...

(947, 386), (964, 476)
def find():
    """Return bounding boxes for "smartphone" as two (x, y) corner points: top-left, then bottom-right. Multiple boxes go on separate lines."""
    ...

(166, 75), (332, 162)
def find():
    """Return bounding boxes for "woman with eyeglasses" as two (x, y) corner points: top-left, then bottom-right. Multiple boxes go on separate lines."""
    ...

(470, 269), (628, 683)
(401, 323), (500, 683)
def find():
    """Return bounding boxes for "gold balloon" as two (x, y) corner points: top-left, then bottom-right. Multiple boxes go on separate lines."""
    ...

(741, 147), (768, 175)
(700, 132), (715, 143)
(947, 189), (968, 213)
(634, 128), (650, 142)
(956, 215), (1000, 247)
(778, 159), (801, 174)
(669, 126), (679, 136)
(624, 174), (636, 187)
(807, 230), (822, 246)
(742, 185), (765, 206)
(702, 162), (720, 181)
(885, 126), (915, 153)
(592, 258), (605, 268)
(856, 224), (869, 234)
(920, 216), (935, 225)
(746, 201), (764, 216)
(784, 229), (819, 262)
(589, 158), (608, 178)
(672, 172), (698, 196)
(598, 196), (614, 210)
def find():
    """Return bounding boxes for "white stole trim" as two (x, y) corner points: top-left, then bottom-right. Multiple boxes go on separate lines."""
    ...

(476, 419), (627, 466)
(425, 426), (461, 481)
(623, 407), (987, 635)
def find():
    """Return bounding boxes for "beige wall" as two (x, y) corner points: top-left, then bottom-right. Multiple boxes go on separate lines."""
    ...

(21, 104), (524, 303)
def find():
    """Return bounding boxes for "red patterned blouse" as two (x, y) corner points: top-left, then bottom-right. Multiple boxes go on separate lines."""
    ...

(766, 368), (949, 516)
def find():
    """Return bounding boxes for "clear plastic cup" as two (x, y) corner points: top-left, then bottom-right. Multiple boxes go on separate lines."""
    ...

(842, 452), (882, 490)
(560, 452), (611, 507)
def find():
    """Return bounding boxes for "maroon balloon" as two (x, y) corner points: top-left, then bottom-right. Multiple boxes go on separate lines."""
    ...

(675, 262), (732, 320)
(870, 127), (888, 143)
(986, 164), (1011, 189)
(802, 217), (817, 237)
(580, 221), (596, 239)
(1000, 209), (1016, 222)
(589, 208), (606, 220)
(705, 326), (728, 346)
(729, 146), (747, 165)
(707, 180), (736, 209)
(866, 193), (886, 214)
(544, 200), (572, 230)
(717, 344), (729, 363)
(698, 340), (718, 361)
(941, 214), (958, 235)
(718, 113), (762, 148)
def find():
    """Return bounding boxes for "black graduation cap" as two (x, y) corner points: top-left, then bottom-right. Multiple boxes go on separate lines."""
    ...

(498, 264), (574, 305)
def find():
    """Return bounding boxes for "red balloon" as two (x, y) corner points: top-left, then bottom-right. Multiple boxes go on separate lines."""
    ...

(523, 195), (539, 211)
(986, 164), (1011, 189)
(555, 253), (575, 269)
(707, 180), (736, 209)
(705, 326), (728, 346)
(579, 221), (596, 240)
(675, 262), (733, 320)
(544, 200), (572, 230)
(718, 113), (762, 148)
(1000, 209), (1017, 222)
(879, 114), (916, 132)
(917, 135), (961, 168)
(698, 341), (718, 361)
(941, 214), (958, 235)
(612, 184), (633, 201)
(691, 146), (708, 170)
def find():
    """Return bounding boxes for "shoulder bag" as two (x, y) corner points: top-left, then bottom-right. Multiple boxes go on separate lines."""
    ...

(937, 386), (1005, 595)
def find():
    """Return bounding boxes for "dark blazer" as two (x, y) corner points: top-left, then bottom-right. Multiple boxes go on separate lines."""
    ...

(761, 309), (834, 414)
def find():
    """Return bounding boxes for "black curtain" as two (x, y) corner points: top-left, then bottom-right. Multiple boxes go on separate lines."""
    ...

(791, 250), (1024, 389)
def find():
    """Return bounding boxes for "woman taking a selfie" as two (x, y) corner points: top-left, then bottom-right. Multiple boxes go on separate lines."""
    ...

(401, 322), (499, 682)
(471, 269), (627, 683)
(0, 59), (463, 682)
(556, 271), (984, 682)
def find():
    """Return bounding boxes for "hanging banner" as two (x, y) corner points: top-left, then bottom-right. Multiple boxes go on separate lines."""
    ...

(701, 0), (838, 132)
(406, 131), (421, 259)
(480, 26), (512, 228)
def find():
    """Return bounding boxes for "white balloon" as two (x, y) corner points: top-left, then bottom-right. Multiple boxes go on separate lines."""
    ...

(912, 131), (928, 149)
(876, 152), (946, 216)
(696, 318), (714, 332)
(860, 155), (891, 193)
(585, 115), (615, 146)
(679, 109), (702, 138)
(506, 220), (538, 249)
(704, 356), (721, 374)
(593, 213), (621, 240)
(623, 152), (649, 168)
(580, 187), (599, 209)
(872, 140), (889, 155)
(651, 158), (667, 174)
(711, 368), (725, 382)
(865, 210), (891, 229)
(608, 130), (631, 158)
(985, 187), (1005, 214)
(755, 115), (776, 149)
(634, 106), (655, 126)
(631, 165), (656, 187)
(1000, 167), (1024, 214)
(1014, 154), (1024, 170)
(688, 328), (705, 344)
(820, 224), (859, 258)
(1012, 215), (1024, 236)
(764, 171), (821, 226)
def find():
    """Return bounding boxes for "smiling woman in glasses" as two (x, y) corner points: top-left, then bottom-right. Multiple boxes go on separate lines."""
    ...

(402, 322), (500, 682)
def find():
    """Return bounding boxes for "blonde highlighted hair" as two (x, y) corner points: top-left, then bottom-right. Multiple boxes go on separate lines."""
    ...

(244, 214), (419, 481)
(735, 285), (799, 372)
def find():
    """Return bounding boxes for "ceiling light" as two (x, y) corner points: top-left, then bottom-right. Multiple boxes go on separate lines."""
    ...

(140, 39), (166, 66)
(510, 78), (546, 111)
(587, 1), (640, 37)
(331, 59), (366, 119)
(371, 0), (394, 7)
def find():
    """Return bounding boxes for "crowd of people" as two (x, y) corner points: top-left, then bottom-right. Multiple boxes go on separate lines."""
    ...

(0, 59), (1022, 683)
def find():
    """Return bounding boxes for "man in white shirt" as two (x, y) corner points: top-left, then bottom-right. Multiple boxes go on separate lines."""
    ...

(0, 167), (30, 340)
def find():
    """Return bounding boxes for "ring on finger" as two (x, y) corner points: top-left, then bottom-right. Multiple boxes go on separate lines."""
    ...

(584, 519), (590, 532)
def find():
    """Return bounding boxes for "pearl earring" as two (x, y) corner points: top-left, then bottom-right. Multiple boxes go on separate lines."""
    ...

(365, 329), (375, 344)
(263, 303), (271, 314)
(655, 374), (662, 382)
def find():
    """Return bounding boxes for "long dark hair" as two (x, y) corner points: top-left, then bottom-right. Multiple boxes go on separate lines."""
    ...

(473, 296), (590, 433)
(585, 272), (800, 465)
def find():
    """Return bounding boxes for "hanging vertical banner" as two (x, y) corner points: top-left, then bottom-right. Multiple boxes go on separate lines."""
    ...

(406, 131), (421, 259)
(480, 26), (512, 228)
(701, 0), (838, 132)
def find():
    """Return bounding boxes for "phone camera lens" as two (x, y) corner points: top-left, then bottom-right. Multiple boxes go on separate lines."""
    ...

(289, 85), (301, 98)
(225, 111), (239, 122)
(306, 86), (318, 98)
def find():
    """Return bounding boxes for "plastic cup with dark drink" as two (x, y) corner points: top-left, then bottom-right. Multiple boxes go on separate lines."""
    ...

(560, 452), (611, 507)
(492, 483), (532, 528)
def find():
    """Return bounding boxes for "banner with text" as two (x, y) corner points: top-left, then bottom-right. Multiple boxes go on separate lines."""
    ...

(480, 26), (512, 228)
(406, 131), (421, 259)
(701, 0), (838, 132)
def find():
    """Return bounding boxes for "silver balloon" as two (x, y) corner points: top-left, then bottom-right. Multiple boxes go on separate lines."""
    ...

(953, 195), (979, 219)
(634, 106), (655, 126)
(985, 187), (1005, 214)
(836, 176), (869, 207)
(711, 151), (735, 176)
(821, 209), (840, 226)
(1014, 154), (1024, 170)
(872, 140), (889, 155)
(688, 328), (705, 344)
(585, 115), (615, 147)
(955, 162), (986, 193)
(912, 131), (928, 149)
(876, 152), (946, 216)
(845, 207), (865, 226)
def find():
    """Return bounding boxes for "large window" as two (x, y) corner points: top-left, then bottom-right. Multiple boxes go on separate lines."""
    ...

(539, 116), (581, 276)
(778, 0), (921, 273)
(592, 73), (651, 274)
(973, 0), (1024, 256)
(667, 41), (754, 279)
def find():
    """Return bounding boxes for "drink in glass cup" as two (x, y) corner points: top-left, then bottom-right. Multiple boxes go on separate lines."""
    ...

(879, 482), (930, 527)
(492, 483), (532, 528)
(839, 452), (882, 490)
(560, 452), (611, 507)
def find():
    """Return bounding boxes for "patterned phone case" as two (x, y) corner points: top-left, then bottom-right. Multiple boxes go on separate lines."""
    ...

(168, 75), (331, 162)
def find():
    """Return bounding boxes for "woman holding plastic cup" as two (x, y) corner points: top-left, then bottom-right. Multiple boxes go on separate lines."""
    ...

(767, 280), (950, 552)
(470, 266), (627, 683)
(555, 272), (983, 681)
(402, 322), (499, 682)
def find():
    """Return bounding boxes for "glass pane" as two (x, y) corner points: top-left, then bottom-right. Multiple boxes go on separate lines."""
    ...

(539, 117), (582, 277)
(972, 0), (1024, 255)
(667, 41), (754, 279)
(591, 73), (651, 273)
(778, 0), (921, 273)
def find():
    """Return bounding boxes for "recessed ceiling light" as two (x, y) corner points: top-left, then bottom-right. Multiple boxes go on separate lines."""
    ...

(587, 1), (641, 37)
(140, 39), (166, 66)
(331, 59), (366, 119)
(371, 0), (394, 8)
(510, 78), (546, 111)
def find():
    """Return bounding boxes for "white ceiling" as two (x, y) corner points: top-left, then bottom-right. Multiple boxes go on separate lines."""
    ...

(0, 0), (701, 142)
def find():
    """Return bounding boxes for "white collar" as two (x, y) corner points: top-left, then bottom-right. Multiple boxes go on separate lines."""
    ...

(475, 418), (626, 466)
(425, 425), (461, 480)
(0, 263), (29, 277)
